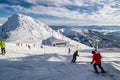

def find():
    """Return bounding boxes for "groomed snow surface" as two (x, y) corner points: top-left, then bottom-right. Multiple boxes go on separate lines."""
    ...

(0, 43), (120, 80)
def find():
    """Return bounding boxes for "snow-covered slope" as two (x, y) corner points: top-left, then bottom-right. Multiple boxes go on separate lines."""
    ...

(0, 43), (120, 80)
(0, 13), (90, 49)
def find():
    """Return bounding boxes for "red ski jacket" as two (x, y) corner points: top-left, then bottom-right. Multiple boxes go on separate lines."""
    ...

(91, 52), (102, 64)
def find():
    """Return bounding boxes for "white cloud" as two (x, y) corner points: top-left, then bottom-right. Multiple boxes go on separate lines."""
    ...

(1, 0), (120, 26)
(39, 19), (90, 26)
(25, 0), (73, 6)
(11, 5), (85, 20)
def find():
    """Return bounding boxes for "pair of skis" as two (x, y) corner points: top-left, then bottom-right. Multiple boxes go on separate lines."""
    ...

(88, 70), (114, 77)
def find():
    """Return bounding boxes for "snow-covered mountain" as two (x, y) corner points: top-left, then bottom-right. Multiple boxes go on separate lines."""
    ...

(0, 14), (56, 43)
(57, 28), (120, 48)
(0, 13), (90, 49)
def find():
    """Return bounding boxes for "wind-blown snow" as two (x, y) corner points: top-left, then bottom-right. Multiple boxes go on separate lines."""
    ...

(0, 42), (120, 80)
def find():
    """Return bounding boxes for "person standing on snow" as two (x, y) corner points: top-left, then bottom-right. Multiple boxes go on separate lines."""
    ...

(0, 40), (6, 55)
(91, 51), (105, 73)
(68, 48), (71, 54)
(71, 50), (79, 63)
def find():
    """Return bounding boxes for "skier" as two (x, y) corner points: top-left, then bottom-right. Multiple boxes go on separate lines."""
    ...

(0, 40), (6, 55)
(68, 48), (70, 54)
(91, 51), (105, 73)
(28, 45), (31, 49)
(71, 50), (79, 63)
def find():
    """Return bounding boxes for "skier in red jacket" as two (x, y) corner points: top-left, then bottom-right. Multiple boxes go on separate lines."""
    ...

(91, 51), (105, 73)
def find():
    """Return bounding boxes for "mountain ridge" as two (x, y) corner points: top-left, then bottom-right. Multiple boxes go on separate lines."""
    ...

(0, 13), (90, 49)
(0, 13), (52, 43)
(57, 28), (120, 48)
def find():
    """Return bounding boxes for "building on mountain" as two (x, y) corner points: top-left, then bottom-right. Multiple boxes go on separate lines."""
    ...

(43, 36), (68, 47)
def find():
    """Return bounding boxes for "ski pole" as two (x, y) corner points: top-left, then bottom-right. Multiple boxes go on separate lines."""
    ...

(78, 56), (83, 63)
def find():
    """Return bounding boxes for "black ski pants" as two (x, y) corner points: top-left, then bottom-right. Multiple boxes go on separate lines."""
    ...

(71, 57), (76, 63)
(1, 48), (6, 55)
(93, 63), (105, 73)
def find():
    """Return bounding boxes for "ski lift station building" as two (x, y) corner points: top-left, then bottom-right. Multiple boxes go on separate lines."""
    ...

(48, 36), (68, 47)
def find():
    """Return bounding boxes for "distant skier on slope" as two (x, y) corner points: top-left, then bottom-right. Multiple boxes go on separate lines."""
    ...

(71, 50), (79, 63)
(91, 51), (105, 73)
(68, 48), (70, 54)
(0, 40), (6, 55)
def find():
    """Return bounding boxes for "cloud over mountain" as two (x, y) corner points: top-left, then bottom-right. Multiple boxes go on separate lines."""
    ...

(0, 0), (120, 26)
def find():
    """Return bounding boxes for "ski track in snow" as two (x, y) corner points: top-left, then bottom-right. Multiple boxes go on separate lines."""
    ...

(0, 43), (120, 80)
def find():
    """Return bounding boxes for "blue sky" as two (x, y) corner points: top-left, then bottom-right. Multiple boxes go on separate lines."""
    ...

(0, 0), (120, 26)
